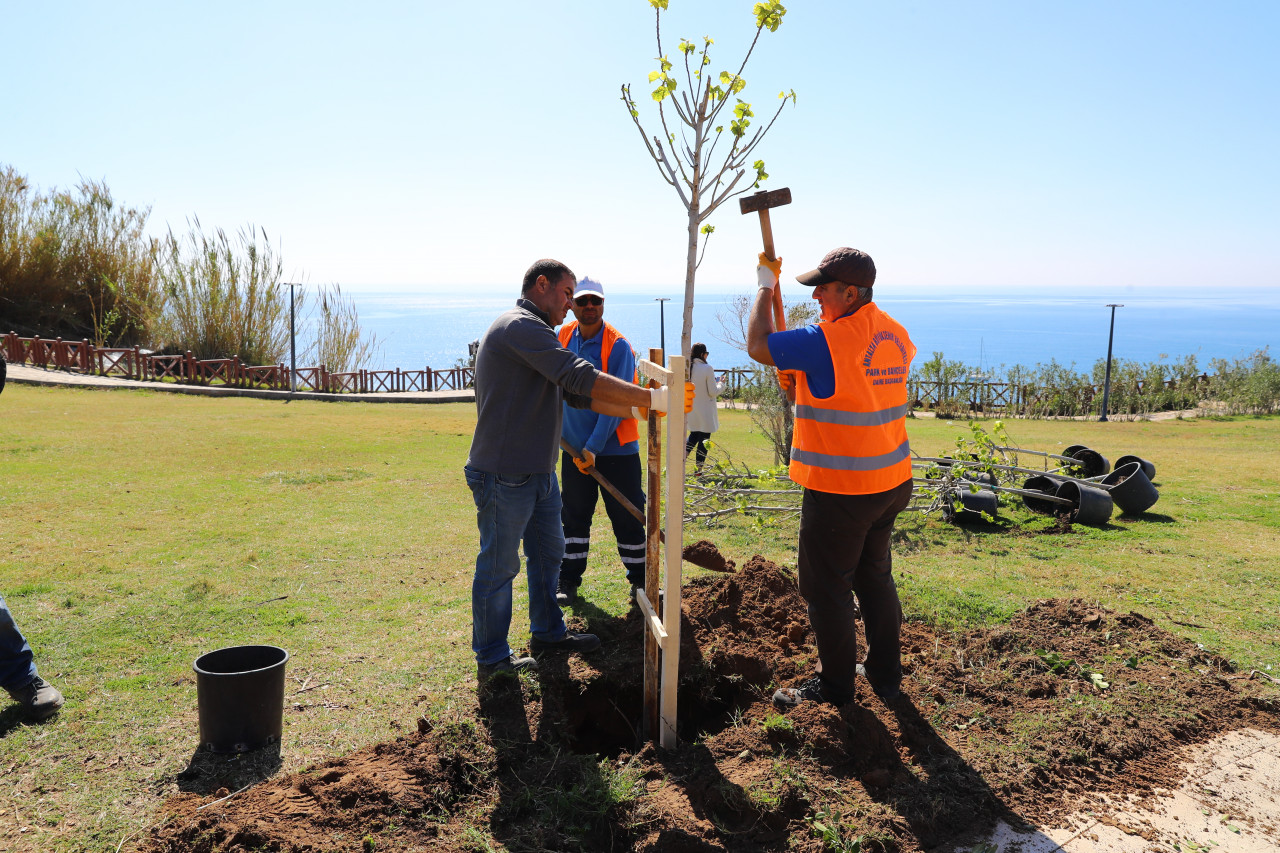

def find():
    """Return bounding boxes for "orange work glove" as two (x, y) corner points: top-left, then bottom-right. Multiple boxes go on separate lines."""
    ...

(573, 449), (596, 475)
(756, 252), (783, 290)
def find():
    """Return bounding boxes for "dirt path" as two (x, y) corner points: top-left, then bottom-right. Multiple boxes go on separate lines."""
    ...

(141, 557), (1280, 852)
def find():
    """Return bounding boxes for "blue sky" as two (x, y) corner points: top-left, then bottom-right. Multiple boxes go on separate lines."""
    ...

(3, 1), (1276, 293)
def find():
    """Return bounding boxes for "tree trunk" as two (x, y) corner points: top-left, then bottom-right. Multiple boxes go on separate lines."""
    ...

(681, 206), (698, 361)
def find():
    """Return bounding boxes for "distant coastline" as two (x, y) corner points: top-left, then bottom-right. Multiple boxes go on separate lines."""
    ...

(351, 287), (1279, 375)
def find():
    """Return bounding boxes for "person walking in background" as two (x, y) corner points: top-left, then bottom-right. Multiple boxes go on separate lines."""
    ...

(746, 247), (915, 710)
(684, 342), (724, 474)
(1, 592), (63, 720)
(556, 277), (647, 603)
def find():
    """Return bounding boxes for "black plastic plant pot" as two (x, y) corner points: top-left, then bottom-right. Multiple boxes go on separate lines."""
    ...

(1115, 454), (1156, 481)
(1063, 444), (1088, 458)
(1102, 461), (1160, 515)
(963, 471), (998, 488)
(194, 645), (289, 754)
(1068, 447), (1111, 478)
(1054, 481), (1113, 527)
(1021, 475), (1064, 514)
(943, 489), (999, 523)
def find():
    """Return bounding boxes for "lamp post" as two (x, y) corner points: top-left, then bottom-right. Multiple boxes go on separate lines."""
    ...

(285, 283), (301, 393)
(1099, 303), (1123, 422)
(654, 297), (670, 356)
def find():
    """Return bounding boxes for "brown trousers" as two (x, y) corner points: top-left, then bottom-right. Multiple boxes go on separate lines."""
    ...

(797, 478), (913, 700)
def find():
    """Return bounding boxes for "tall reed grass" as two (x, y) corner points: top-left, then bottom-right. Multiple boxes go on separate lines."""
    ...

(157, 219), (289, 364)
(0, 165), (162, 344)
(1, 164), (376, 371)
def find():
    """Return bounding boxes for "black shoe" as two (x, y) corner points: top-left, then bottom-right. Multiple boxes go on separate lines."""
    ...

(631, 585), (662, 606)
(856, 664), (901, 700)
(4, 676), (64, 720)
(478, 654), (538, 679)
(555, 579), (579, 606)
(530, 631), (601, 655)
(772, 676), (850, 710)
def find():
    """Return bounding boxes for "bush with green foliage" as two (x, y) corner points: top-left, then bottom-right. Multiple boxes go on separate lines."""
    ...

(0, 164), (163, 345)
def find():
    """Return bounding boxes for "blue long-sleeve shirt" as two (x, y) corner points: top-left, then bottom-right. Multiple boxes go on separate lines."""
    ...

(560, 323), (639, 457)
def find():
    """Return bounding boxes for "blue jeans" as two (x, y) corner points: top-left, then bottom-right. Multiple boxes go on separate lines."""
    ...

(0, 592), (38, 691)
(465, 466), (568, 666)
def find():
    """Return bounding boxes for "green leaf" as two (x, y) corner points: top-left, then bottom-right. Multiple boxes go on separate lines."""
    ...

(652, 87), (669, 102)
(1089, 672), (1110, 690)
(700, 224), (716, 235)
(754, 0), (787, 32)
(1124, 654), (1139, 668)
(648, 0), (669, 9)
(678, 39), (695, 55)
(648, 70), (662, 83)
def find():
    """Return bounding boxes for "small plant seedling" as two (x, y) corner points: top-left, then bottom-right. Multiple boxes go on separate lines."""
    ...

(761, 713), (794, 734)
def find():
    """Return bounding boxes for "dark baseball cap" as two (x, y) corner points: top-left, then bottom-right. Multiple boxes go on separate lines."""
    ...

(795, 247), (876, 289)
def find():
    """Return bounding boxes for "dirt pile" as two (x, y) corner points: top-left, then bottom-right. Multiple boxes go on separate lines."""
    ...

(143, 557), (1280, 852)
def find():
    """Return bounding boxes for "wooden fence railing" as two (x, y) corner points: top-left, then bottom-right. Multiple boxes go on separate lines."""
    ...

(2, 333), (475, 395)
(5, 332), (1211, 413)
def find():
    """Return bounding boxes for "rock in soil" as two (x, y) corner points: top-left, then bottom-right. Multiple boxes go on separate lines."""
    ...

(143, 558), (1280, 853)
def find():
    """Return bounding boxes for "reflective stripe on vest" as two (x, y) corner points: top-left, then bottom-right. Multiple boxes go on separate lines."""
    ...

(789, 303), (916, 495)
(558, 321), (639, 446)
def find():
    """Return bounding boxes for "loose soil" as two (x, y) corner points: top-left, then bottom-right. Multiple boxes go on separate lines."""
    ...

(682, 538), (736, 573)
(142, 557), (1280, 852)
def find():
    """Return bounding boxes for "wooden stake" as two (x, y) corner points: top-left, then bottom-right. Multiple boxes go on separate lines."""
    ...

(643, 347), (662, 742)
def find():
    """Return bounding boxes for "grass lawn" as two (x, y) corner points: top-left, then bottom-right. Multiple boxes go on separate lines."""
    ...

(1, 383), (1277, 850)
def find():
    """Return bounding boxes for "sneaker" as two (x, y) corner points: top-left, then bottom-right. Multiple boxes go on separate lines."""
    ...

(555, 579), (579, 606)
(772, 676), (850, 710)
(856, 663), (901, 700)
(478, 654), (538, 679)
(530, 631), (601, 655)
(4, 676), (64, 720)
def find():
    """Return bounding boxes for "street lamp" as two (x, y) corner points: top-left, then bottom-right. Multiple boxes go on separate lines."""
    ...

(654, 297), (671, 356)
(284, 283), (302, 393)
(1099, 303), (1123, 422)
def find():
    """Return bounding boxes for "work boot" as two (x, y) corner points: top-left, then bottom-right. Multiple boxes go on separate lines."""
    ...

(478, 654), (538, 680)
(856, 663), (902, 701)
(530, 631), (601, 655)
(4, 676), (64, 720)
(555, 578), (579, 606)
(772, 675), (851, 710)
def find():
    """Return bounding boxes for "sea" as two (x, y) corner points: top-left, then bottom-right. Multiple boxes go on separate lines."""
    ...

(350, 286), (1279, 377)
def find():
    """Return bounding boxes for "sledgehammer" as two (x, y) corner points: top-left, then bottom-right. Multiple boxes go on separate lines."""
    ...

(739, 187), (796, 390)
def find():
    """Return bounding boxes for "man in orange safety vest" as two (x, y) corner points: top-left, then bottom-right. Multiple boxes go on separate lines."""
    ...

(746, 247), (916, 709)
(556, 277), (647, 604)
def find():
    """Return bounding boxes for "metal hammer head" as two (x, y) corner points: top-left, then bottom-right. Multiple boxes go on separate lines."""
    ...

(739, 187), (792, 215)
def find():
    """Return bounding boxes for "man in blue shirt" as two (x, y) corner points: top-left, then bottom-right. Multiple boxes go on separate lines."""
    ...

(556, 278), (647, 603)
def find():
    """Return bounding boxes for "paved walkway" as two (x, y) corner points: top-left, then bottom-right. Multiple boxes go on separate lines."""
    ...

(4, 363), (474, 404)
(955, 728), (1280, 852)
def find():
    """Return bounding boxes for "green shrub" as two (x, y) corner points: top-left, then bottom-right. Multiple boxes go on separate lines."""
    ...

(0, 164), (163, 344)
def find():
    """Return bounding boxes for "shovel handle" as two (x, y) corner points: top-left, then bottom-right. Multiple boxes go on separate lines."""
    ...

(560, 438), (664, 543)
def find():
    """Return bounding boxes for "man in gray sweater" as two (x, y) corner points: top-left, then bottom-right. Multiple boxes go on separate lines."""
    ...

(465, 259), (686, 677)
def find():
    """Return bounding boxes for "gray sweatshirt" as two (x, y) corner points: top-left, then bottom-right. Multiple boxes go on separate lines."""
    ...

(466, 298), (599, 474)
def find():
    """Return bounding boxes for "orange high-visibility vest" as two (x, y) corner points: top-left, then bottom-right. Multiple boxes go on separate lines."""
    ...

(558, 321), (639, 446)
(790, 303), (916, 495)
